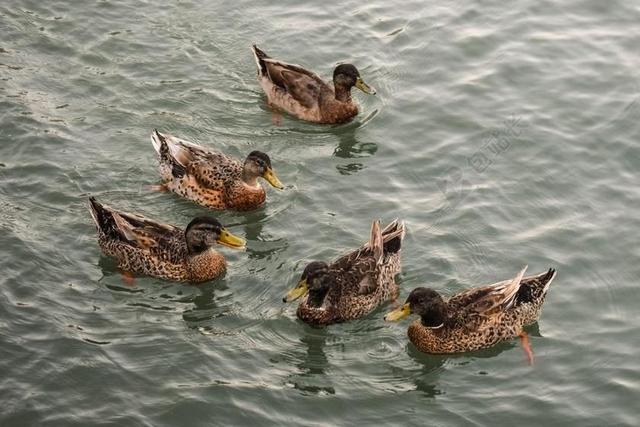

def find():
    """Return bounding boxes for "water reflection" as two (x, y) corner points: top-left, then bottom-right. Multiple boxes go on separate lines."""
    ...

(287, 328), (336, 395)
(181, 281), (227, 325)
(242, 212), (289, 261)
(406, 345), (445, 398)
(403, 328), (540, 396)
(333, 128), (378, 175)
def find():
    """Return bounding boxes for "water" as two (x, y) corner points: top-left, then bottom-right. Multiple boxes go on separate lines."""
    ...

(1, 0), (639, 425)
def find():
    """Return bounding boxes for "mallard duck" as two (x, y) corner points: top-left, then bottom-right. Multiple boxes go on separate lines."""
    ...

(384, 266), (557, 356)
(88, 197), (245, 282)
(283, 219), (405, 326)
(251, 45), (376, 124)
(150, 130), (283, 211)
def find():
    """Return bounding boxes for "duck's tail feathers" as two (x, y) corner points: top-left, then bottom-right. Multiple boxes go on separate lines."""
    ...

(502, 265), (528, 310)
(368, 219), (384, 264)
(251, 44), (269, 76)
(88, 197), (118, 239)
(540, 268), (557, 294)
(88, 196), (103, 229)
(150, 129), (187, 178)
(381, 219), (405, 254)
(150, 129), (166, 155)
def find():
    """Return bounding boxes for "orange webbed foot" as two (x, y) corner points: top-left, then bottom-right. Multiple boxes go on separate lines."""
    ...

(148, 184), (168, 192)
(271, 110), (283, 126)
(519, 331), (534, 366)
(121, 270), (135, 286)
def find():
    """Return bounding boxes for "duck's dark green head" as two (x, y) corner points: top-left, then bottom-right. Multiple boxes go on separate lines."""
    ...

(384, 287), (446, 327)
(333, 64), (376, 95)
(244, 151), (283, 189)
(185, 217), (246, 254)
(283, 261), (330, 303)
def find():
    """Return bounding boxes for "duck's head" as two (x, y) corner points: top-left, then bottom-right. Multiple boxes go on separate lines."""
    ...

(185, 217), (246, 254)
(283, 261), (331, 304)
(384, 287), (446, 328)
(243, 151), (284, 189)
(333, 64), (376, 96)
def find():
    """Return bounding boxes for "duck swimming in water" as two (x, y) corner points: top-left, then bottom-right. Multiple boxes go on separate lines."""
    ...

(252, 45), (376, 124)
(385, 266), (557, 362)
(150, 130), (283, 211)
(89, 197), (245, 282)
(284, 219), (405, 326)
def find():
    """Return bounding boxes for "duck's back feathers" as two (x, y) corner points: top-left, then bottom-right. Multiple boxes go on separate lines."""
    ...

(151, 130), (240, 182)
(89, 197), (180, 255)
(252, 44), (326, 87)
(333, 219), (405, 270)
(447, 266), (556, 318)
(447, 265), (528, 331)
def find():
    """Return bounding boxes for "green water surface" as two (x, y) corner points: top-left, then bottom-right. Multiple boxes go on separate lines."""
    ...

(1, 0), (639, 425)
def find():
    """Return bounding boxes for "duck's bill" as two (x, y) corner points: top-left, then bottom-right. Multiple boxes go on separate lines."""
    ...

(283, 279), (308, 303)
(216, 229), (246, 249)
(263, 168), (284, 189)
(384, 303), (411, 321)
(355, 77), (376, 95)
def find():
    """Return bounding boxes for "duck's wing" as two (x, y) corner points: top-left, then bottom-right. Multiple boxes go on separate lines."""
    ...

(151, 130), (200, 179)
(186, 156), (243, 189)
(276, 69), (325, 109)
(151, 130), (207, 163)
(336, 257), (377, 295)
(151, 130), (242, 189)
(448, 265), (528, 330)
(89, 197), (181, 254)
(330, 220), (405, 296)
(333, 219), (405, 271)
(252, 45), (329, 109)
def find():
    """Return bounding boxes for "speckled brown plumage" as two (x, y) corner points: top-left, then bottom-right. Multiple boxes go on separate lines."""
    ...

(252, 45), (371, 124)
(405, 267), (557, 354)
(88, 198), (227, 282)
(150, 130), (269, 211)
(296, 219), (405, 326)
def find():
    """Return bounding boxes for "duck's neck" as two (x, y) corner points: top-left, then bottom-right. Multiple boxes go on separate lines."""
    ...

(307, 291), (327, 307)
(420, 306), (447, 329)
(307, 278), (333, 308)
(241, 170), (260, 187)
(334, 84), (352, 103)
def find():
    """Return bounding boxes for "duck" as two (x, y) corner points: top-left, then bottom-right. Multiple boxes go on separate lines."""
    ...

(150, 130), (283, 211)
(384, 266), (557, 358)
(251, 44), (376, 124)
(88, 197), (245, 282)
(283, 219), (405, 326)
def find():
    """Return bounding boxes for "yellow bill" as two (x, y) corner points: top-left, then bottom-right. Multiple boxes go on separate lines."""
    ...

(355, 77), (376, 95)
(283, 279), (308, 303)
(216, 228), (246, 249)
(384, 303), (411, 321)
(263, 167), (284, 189)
